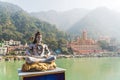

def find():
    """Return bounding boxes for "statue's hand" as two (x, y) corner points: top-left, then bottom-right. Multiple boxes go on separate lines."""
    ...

(43, 55), (48, 58)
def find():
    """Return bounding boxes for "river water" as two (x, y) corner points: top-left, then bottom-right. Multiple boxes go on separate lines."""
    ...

(0, 57), (120, 80)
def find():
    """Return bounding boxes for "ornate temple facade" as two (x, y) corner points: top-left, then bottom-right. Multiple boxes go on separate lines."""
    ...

(68, 31), (102, 55)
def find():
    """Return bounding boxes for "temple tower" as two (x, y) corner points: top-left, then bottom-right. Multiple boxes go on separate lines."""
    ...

(82, 30), (87, 40)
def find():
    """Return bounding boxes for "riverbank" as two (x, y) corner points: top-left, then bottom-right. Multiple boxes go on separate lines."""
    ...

(57, 52), (120, 58)
(0, 52), (120, 61)
(0, 56), (26, 61)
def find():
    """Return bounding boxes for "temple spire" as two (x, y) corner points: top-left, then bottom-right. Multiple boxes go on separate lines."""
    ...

(82, 30), (87, 40)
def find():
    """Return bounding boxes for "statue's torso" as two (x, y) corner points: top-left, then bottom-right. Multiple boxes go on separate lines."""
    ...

(29, 43), (47, 56)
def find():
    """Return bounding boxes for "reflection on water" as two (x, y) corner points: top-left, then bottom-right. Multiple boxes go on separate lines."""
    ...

(0, 61), (24, 80)
(0, 58), (120, 80)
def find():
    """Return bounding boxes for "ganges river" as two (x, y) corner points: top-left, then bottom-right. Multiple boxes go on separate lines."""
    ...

(0, 57), (120, 80)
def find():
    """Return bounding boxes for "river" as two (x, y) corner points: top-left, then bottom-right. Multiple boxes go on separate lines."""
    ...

(0, 57), (120, 80)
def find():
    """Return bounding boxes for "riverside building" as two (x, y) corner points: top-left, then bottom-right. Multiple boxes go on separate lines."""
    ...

(0, 39), (28, 55)
(68, 30), (102, 55)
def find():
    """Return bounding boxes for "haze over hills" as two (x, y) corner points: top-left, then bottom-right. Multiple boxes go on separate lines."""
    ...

(0, 1), (67, 44)
(31, 8), (89, 30)
(68, 7), (120, 39)
(1, 0), (120, 42)
(31, 7), (120, 40)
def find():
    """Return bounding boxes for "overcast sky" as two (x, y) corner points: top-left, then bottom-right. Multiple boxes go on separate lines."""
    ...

(1, 0), (120, 12)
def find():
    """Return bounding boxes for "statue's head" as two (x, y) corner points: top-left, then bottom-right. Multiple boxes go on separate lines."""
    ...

(33, 31), (42, 44)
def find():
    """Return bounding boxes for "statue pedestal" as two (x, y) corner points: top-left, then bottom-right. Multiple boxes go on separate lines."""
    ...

(18, 67), (66, 80)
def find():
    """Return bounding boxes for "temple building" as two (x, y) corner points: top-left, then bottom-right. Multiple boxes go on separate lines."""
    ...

(99, 36), (111, 43)
(68, 30), (102, 55)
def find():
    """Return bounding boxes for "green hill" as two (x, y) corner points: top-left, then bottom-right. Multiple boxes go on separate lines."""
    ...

(0, 1), (67, 45)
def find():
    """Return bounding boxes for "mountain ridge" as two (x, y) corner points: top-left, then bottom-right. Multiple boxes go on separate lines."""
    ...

(31, 8), (89, 30)
(68, 7), (120, 39)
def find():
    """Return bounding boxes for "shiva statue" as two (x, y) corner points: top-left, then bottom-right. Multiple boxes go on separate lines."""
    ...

(22, 32), (56, 72)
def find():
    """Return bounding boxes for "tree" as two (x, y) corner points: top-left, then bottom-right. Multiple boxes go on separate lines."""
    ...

(97, 40), (109, 50)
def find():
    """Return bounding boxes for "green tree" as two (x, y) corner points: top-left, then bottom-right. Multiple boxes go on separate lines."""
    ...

(97, 40), (109, 50)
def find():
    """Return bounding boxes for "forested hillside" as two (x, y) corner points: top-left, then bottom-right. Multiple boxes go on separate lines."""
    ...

(0, 1), (69, 53)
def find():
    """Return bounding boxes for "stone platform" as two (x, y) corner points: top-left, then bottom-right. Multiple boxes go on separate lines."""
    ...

(18, 67), (66, 80)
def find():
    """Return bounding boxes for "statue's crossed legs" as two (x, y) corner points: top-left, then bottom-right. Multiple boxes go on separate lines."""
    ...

(26, 56), (56, 64)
